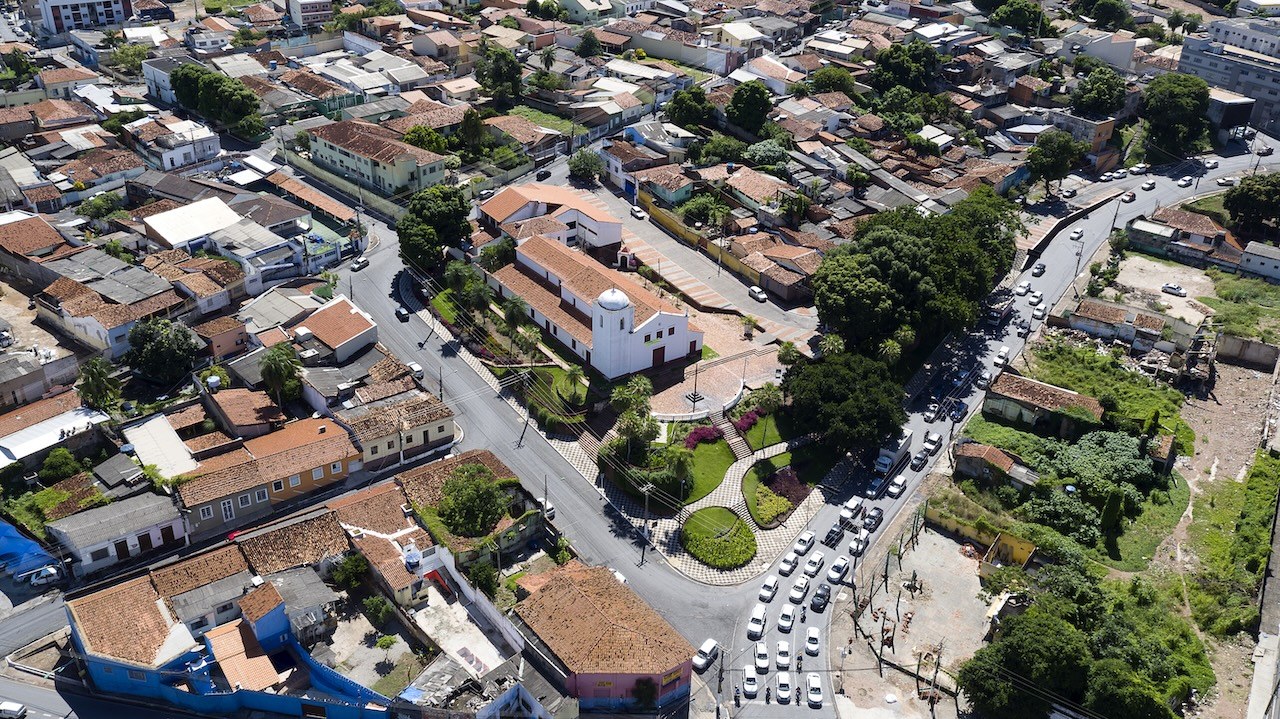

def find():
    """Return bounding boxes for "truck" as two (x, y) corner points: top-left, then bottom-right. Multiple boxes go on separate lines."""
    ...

(983, 296), (1014, 327)
(873, 428), (913, 475)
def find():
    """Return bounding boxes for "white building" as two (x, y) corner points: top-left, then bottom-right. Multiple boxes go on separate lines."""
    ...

(46, 493), (185, 578)
(143, 197), (244, 251)
(38, 0), (130, 35)
(142, 57), (202, 105)
(478, 184), (623, 249)
(287, 0), (332, 26)
(1242, 242), (1280, 282)
(124, 116), (222, 171)
(1237, 0), (1280, 15)
(490, 235), (702, 379)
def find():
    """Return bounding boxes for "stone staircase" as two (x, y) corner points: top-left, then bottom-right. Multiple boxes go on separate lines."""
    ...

(712, 410), (752, 461)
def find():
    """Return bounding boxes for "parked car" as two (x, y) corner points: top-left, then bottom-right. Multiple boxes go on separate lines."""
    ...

(975, 369), (992, 389)
(807, 673), (823, 706)
(1099, 172), (1113, 181)
(1028, 291), (1043, 306)
(407, 362), (424, 379)
(478, 188), (496, 200)
(1015, 281), (1031, 295)
(395, 306), (411, 321)
(1204, 158), (1219, 169)
(949, 401), (969, 422)
(887, 474), (907, 498)
(863, 507), (884, 532)
(1062, 187), (1077, 198)
(350, 256), (369, 271)
(1032, 262), (1046, 276)
(1178, 176), (1193, 187)
(535, 169), (552, 180)
(28, 566), (60, 587)
(923, 402), (942, 422)
(759, 575), (779, 602)
(922, 431), (942, 455)
(803, 551), (826, 577)
(1162, 283), (1188, 297)
(1131, 163), (1149, 174)
(810, 582), (832, 611)
(755, 641), (770, 673)
(1113, 168), (1127, 178)
(993, 346), (1010, 368)
(1069, 228), (1084, 241)
(1016, 320), (1030, 337)
(847, 528), (870, 556)
(742, 668), (759, 697)
(826, 556), (849, 583)
(793, 530), (815, 555)
(693, 638), (719, 671)
(776, 640), (792, 669)
(630, 205), (648, 220)
(0, 703), (26, 719)
(1216, 176), (1237, 186)
(806, 626), (821, 655)
(1032, 305), (1047, 320)
(779, 551), (800, 576)
(909, 449), (928, 471)
(748, 285), (767, 302)
(1142, 180), (1156, 191)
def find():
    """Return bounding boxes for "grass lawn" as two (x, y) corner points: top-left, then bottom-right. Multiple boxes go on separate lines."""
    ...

(370, 650), (429, 698)
(1181, 194), (1230, 227)
(681, 506), (756, 569)
(701, 345), (719, 361)
(741, 444), (842, 523)
(687, 440), (736, 504)
(1200, 268), (1280, 343)
(744, 412), (797, 451)
(1088, 473), (1191, 572)
(640, 57), (711, 83)
(430, 289), (459, 324)
(508, 106), (588, 137)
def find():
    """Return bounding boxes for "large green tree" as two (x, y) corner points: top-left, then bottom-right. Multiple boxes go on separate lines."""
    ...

(782, 353), (907, 451)
(665, 86), (714, 129)
(1084, 660), (1176, 719)
(744, 139), (788, 166)
(1224, 173), (1280, 231)
(437, 463), (507, 536)
(808, 66), (858, 96)
(691, 132), (746, 165)
(868, 40), (940, 93)
(1071, 66), (1126, 116)
(78, 357), (121, 412)
(726, 80), (772, 135)
(990, 0), (1047, 35)
(1027, 129), (1088, 194)
(1090, 0), (1135, 30)
(125, 319), (200, 384)
(403, 125), (447, 154)
(259, 343), (301, 408)
(397, 185), (471, 270)
(1142, 73), (1209, 156)
(812, 227), (935, 348)
(576, 29), (602, 57)
(475, 44), (523, 104)
(568, 148), (605, 182)
(169, 63), (260, 129)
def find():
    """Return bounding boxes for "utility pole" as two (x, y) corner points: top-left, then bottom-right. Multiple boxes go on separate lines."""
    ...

(639, 483), (654, 565)
(439, 365), (444, 400)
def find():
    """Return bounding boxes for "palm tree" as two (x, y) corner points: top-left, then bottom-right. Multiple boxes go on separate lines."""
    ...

(443, 260), (473, 294)
(741, 314), (756, 339)
(818, 333), (845, 357)
(78, 357), (121, 412)
(753, 382), (783, 446)
(501, 297), (529, 355)
(259, 345), (301, 408)
(611, 375), (653, 414)
(777, 341), (800, 366)
(665, 444), (694, 497)
(877, 338), (902, 365)
(540, 46), (556, 73)
(564, 364), (585, 404)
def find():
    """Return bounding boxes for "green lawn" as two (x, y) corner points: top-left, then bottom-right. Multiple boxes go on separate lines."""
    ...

(1199, 268), (1280, 342)
(741, 444), (842, 524)
(681, 507), (757, 569)
(1181, 194), (1230, 228)
(508, 106), (589, 137)
(687, 440), (736, 504)
(744, 412), (797, 451)
(1088, 473), (1191, 571)
(430, 289), (459, 324)
(370, 650), (428, 698)
(640, 58), (711, 83)
(701, 345), (719, 361)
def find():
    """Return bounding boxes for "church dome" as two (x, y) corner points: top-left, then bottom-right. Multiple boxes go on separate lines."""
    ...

(597, 287), (630, 311)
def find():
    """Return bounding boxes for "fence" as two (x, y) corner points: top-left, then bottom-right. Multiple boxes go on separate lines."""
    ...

(637, 190), (764, 287)
(281, 149), (408, 222)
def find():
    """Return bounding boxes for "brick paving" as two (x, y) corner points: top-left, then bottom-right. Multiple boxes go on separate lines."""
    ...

(650, 348), (782, 419)
(623, 232), (738, 312)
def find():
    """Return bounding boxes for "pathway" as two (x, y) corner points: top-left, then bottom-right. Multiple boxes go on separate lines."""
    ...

(623, 233), (738, 312)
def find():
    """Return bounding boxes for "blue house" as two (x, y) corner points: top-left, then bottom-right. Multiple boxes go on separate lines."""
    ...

(632, 164), (695, 207)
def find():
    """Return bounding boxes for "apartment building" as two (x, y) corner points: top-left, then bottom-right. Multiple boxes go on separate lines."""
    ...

(307, 120), (446, 198)
(38, 0), (131, 34)
(287, 0), (331, 26)
(1179, 19), (1280, 126)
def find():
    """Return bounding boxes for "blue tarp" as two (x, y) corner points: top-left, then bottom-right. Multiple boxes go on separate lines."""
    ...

(0, 518), (56, 575)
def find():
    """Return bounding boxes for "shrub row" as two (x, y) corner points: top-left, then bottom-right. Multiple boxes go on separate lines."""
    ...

(684, 424), (724, 450)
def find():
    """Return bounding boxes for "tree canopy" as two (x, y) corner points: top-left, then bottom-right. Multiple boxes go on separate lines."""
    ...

(125, 319), (200, 384)
(169, 64), (261, 130)
(568, 148), (605, 182)
(475, 44), (523, 104)
(397, 185), (471, 271)
(690, 133), (746, 165)
(726, 80), (772, 135)
(744, 139), (789, 166)
(75, 192), (124, 220)
(1224, 173), (1280, 231)
(782, 352), (907, 451)
(438, 463), (507, 537)
(808, 66), (859, 97)
(1142, 73), (1209, 157)
(989, 0), (1047, 35)
(868, 40), (940, 93)
(403, 125), (447, 154)
(1071, 66), (1126, 116)
(1027, 129), (1088, 194)
(665, 86), (715, 129)
(576, 30), (602, 57)
(78, 357), (120, 412)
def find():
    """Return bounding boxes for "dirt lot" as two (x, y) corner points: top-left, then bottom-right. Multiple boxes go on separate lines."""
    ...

(0, 279), (77, 361)
(1112, 255), (1218, 326)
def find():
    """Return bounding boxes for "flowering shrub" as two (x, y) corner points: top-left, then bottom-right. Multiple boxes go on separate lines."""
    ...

(734, 408), (765, 432)
(684, 424), (724, 449)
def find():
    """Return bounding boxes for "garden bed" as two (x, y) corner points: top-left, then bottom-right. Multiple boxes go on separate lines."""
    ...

(740, 445), (841, 527)
(680, 507), (756, 569)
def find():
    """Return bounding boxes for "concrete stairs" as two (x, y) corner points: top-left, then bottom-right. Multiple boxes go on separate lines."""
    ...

(712, 410), (752, 461)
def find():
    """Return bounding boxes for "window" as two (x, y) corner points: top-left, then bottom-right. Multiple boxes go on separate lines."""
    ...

(216, 602), (234, 613)
(644, 334), (651, 342)
(290, 474), (301, 487)
(128, 669), (146, 682)
(272, 480), (284, 492)
(668, 327), (674, 336)
(331, 462), (342, 474)
(221, 500), (234, 522)
(619, 319), (624, 330)
(405, 434), (413, 444)
(190, 618), (208, 630)
(89, 547), (109, 562)
(255, 489), (268, 503)
(386, 441), (395, 450)
(370, 444), (379, 455)
(437, 424), (446, 433)
(312, 467), (323, 481)
(200, 506), (213, 520)
(238, 494), (251, 508)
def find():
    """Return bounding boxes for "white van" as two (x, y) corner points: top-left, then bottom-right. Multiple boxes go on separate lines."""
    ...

(407, 362), (424, 380)
(0, 701), (28, 719)
(693, 638), (720, 672)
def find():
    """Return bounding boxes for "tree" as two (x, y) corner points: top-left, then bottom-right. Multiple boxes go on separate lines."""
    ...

(437, 464), (507, 536)
(568, 148), (605, 182)
(611, 375), (653, 415)
(868, 40), (940, 93)
(331, 553), (368, 588)
(576, 29), (602, 57)
(403, 125), (447, 154)
(726, 80), (772, 135)
(499, 14), (521, 28)
(258, 344), (301, 408)
(818, 334), (844, 357)
(475, 45), (523, 104)
(1084, 659), (1176, 719)
(467, 561), (499, 597)
(539, 45), (556, 72)
(76, 191), (123, 220)
(501, 296), (530, 352)
(526, 0), (541, 14)
(231, 26), (265, 47)
(782, 353), (907, 450)
(1181, 12), (1201, 32)
(107, 44), (149, 74)
(1027, 129), (1088, 194)
(809, 66), (857, 96)
(754, 383), (783, 445)
(168, 64), (259, 128)
(777, 341), (800, 366)
(665, 86), (714, 129)
(101, 108), (147, 136)
(1224, 173), (1280, 231)
(444, 259), (477, 293)
(40, 447), (82, 483)
(397, 185), (471, 270)
(1166, 8), (1186, 32)
(1072, 54), (1106, 77)
(1090, 0), (1134, 30)
(375, 634), (397, 660)
(1072, 66), (1125, 116)
(457, 108), (486, 152)
(78, 357), (120, 412)
(678, 194), (731, 226)
(563, 364), (585, 402)
(693, 133), (747, 165)
(363, 596), (392, 626)
(813, 227), (935, 348)
(744, 139), (788, 166)
(664, 444), (694, 486)
(125, 319), (200, 384)
(1143, 74), (1210, 156)
(990, 0), (1046, 35)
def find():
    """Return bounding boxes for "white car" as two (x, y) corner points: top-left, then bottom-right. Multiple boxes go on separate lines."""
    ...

(1131, 163), (1149, 174)
(1204, 158), (1219, 169)
(350, 256), (369, 271)
(1162, 282), (1188, 297)
(693, 638), (719, 672)
(759, 575), (779, 602)
(806, 673), (823, 706)
(923, 431), (942, 455)
(0, 702), (26, 719)
(1121, 191), (1136, 203)
(848, 528), (870, 556)
(793, 530), (815, 555)
(826, 555), (849, 582)
(777, 672), (794, 704)
(1069, 228), (1084, 241)
(748, 285), (767, 302)
(1099, 171), (1113, 181)
(776, 640), (792, 669)
(1032, 305), (1047, 320)
(28, 566), (60, 586)
(806, 626), (821, 655)
(994, 345), (1010, 368)
(789, 577), (810, 603)
(1014, 280), (1031, 295)
(1178, 176), (1193, 187)
(742, 668), (760, 697)
(1216, 176), (1237, 186)
(1028, 291), (1044, 306)
(778, 604), (796, 632)
(887, 474), (907, 498)
(803, 551), (825, 577)
(1142, 180), (1156, 191)
(839, 497), (864, 524)
(747, 603), (767, 639)
(1112, 168), (1127, 178)
(779, 551), (800, 576)
(630, 205), (648, 220)
(755, 641), (770, 673)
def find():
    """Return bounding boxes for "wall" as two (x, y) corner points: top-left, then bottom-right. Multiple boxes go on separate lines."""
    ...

(188, 484), (274, 540)
(923, 504), (998, 546)
(1218, 334), (1280, 371)
(281, 149), (406, 222)
(267, 455), (355, 504)
(433, 545), (526, 654)
(638, 190), (764, 289)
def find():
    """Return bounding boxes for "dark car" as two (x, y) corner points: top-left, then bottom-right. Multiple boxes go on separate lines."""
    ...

(909, 450), (928, 471)
(536, 169), (552, 180)
(863, 507), (884, 532)
(949, 401), (969, 422)
(810, 583), (832, 612)
(821, 523), (843, 548)
(395, 306), (411, 322)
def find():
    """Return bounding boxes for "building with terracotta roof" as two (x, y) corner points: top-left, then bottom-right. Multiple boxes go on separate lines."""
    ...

(1067, 298), (1172, 353)
(515, 561), (694, 711)
(953, 441), (1040, 488)
(0, 210), (79, 285)
(479, 183), (622, 249)
(177, 418), (360, 539)
(336, 386), (455, 471)
(291, 295), (377, 365)
(36, 66), (100, 99)
(600, 139), (665, 198)
(983, 372), (1103, 436)
(307, 120), (446, 198)
(484, 114), (565, 162)
(491, 235), (703, 379)
(194, 315), (250, 360)
(122, 115), (221, 172)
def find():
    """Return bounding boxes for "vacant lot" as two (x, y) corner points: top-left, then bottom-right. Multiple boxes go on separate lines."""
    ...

(1111, 254), (1216, 326)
